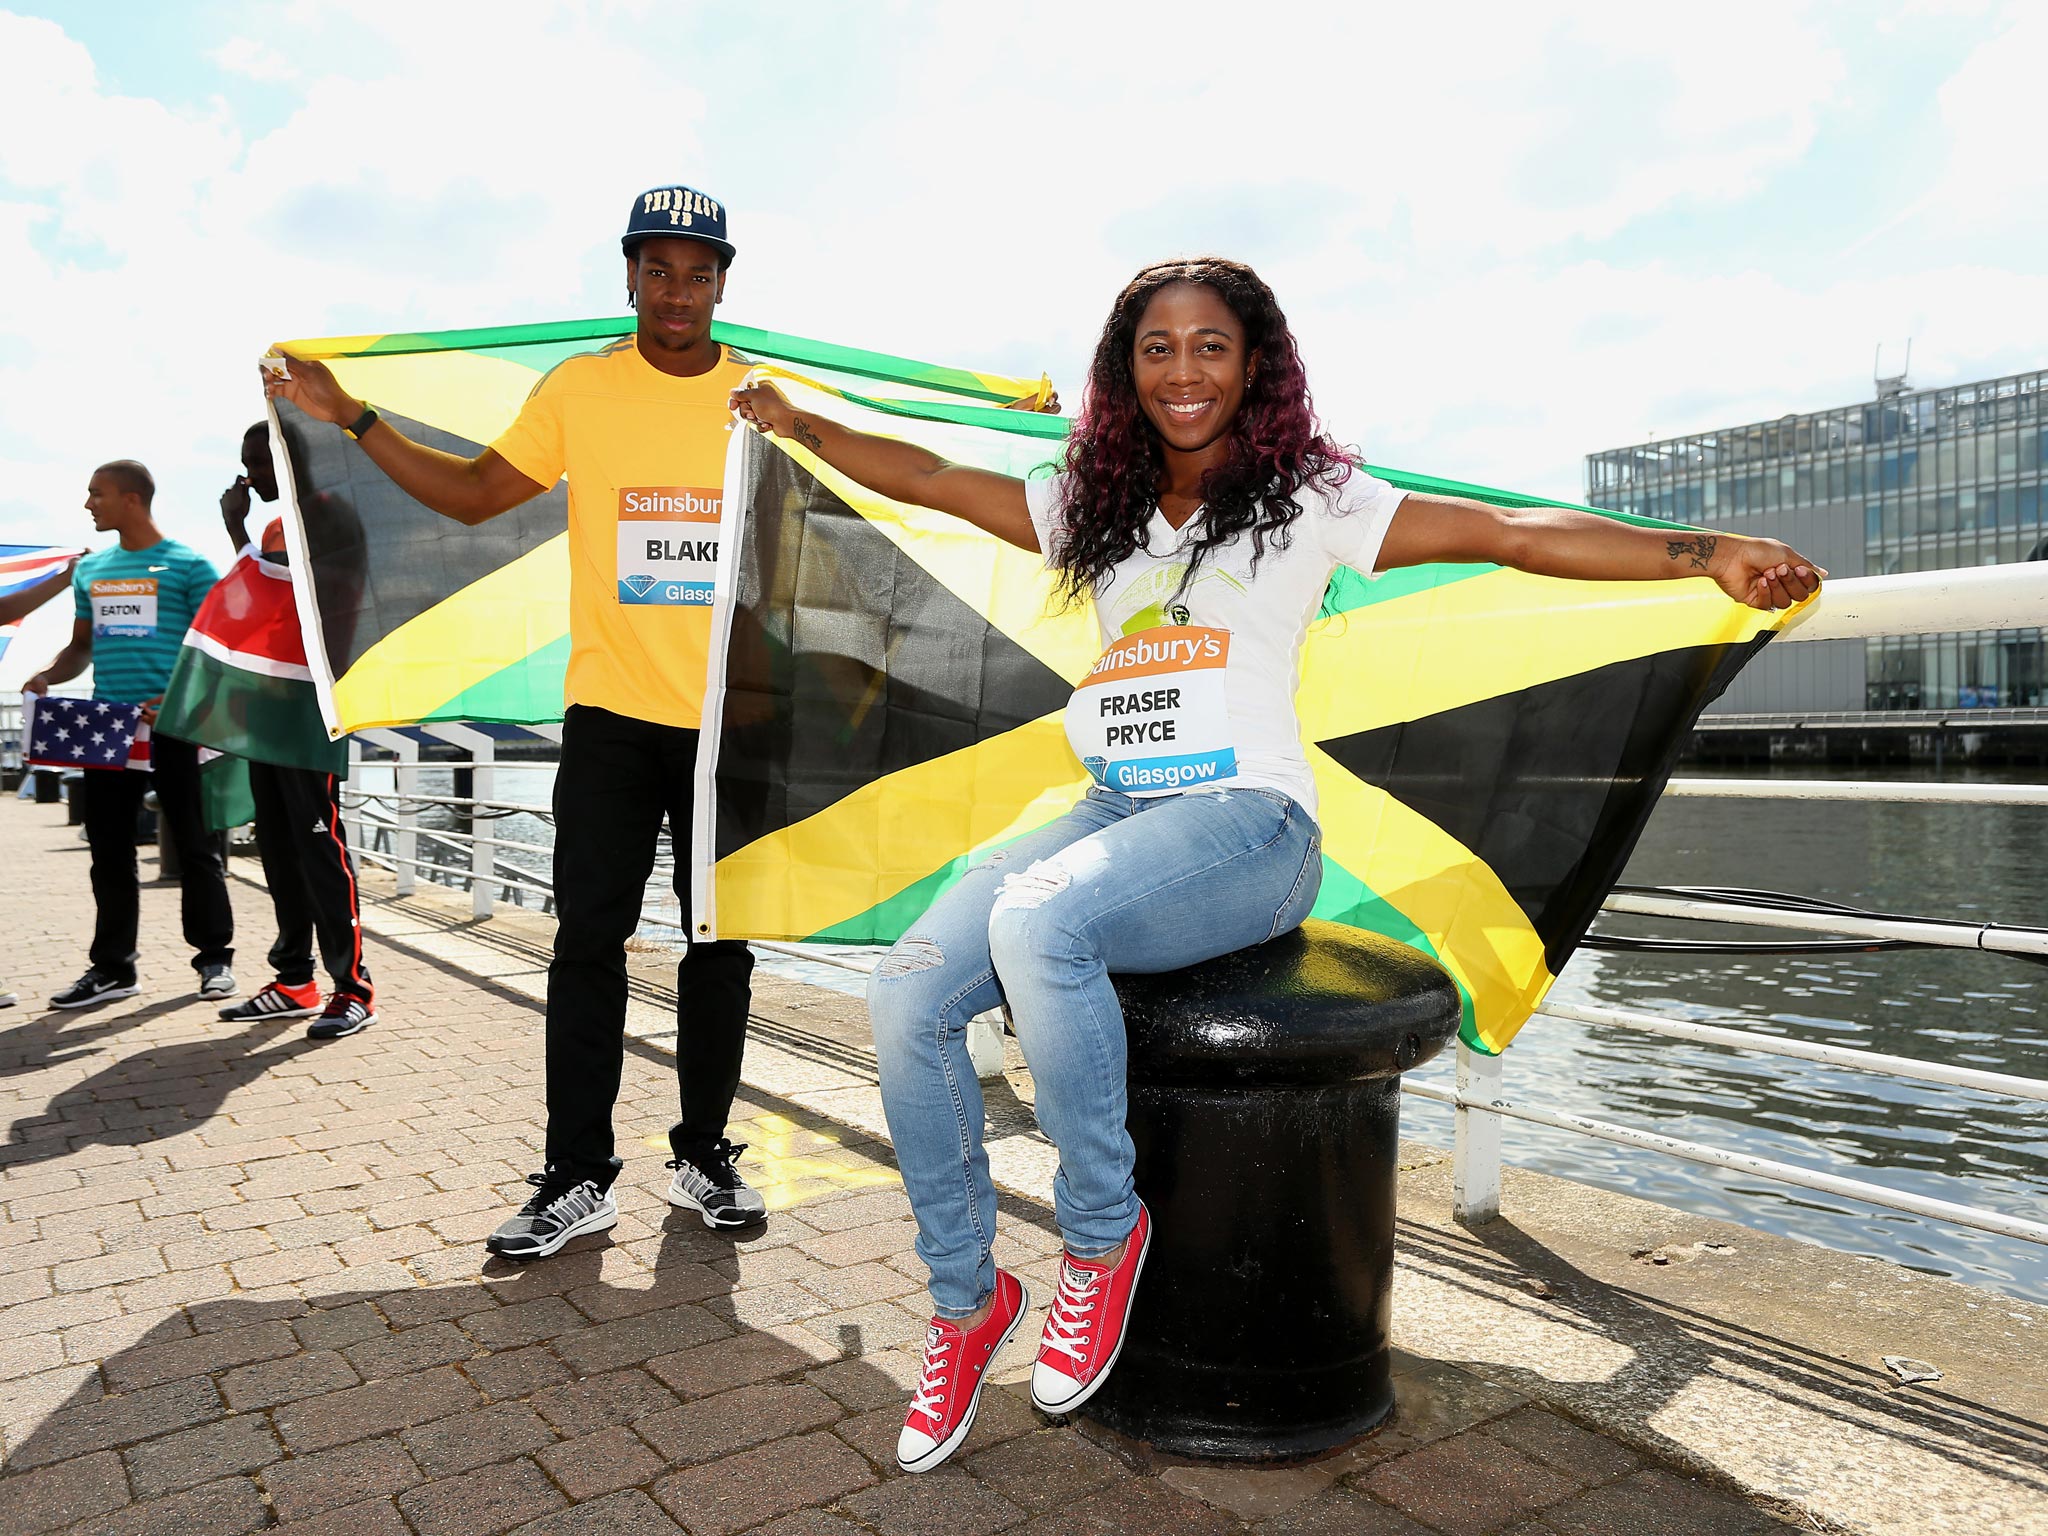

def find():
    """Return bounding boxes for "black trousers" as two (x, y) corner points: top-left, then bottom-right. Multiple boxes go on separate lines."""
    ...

(250, 761), (373, 1002)
(546, 704), (754, 1189)
(82, 733), (234, 980)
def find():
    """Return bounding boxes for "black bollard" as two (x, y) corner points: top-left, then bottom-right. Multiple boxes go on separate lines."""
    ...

(1088, 918), (1462, 1463)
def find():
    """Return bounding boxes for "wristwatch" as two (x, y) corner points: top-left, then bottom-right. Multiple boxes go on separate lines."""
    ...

(342, 404), (380, 441)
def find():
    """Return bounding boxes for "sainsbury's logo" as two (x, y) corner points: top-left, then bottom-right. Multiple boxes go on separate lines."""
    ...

(619, 487), (721, 521)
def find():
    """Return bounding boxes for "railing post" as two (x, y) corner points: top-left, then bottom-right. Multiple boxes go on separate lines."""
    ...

(967, 1010), (1006, 1081)
(425, 723), (496, 919)
(344, 736), (363, 866)
(470, 741), (495, 917)
(358, 728), (419, 896)
(1453, 1040), (1504, 1227)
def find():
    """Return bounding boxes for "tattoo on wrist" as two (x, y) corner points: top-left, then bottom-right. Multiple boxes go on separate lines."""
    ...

(790, 415), (824, 453)
(1666, 534), (1717, 570)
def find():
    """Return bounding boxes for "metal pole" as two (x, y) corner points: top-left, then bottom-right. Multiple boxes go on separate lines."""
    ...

(358, 729), (419, 897)
(1539, 1000), (2048, 1102)
(1777, 561), (2048, 642)
(422, 724), (497, 919)
(344, 736), (363, 871)
(1599, 891), (2048, 957)
(1451, 1042), (1503, 1227)
(1663, 777), (2048, 807)
(1406, 1080), (2048, 1249)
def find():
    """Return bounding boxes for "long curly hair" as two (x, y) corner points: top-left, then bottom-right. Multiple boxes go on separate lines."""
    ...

(1051, 257), (1354, 608)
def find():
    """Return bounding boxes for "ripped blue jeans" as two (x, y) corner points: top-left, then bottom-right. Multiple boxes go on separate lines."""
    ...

(866, 784), (1322, 1317)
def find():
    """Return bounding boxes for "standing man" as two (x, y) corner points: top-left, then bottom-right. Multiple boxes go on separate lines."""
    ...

(267, 185), (767, 1257)
(26, 462), (236, 1008)
(215, 423), (378, 1040)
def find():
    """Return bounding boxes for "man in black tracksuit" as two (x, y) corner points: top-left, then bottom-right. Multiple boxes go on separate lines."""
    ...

(217, 423), (377, 1041)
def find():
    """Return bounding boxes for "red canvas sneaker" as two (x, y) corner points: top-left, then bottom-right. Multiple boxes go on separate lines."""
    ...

(1030, 1200), (1152, 1414)
(897, 1268), (1030, 1473)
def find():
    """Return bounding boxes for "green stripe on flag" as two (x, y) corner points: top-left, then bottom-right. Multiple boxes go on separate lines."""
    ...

(422, 633), (574, 725)
(1308, 858), (1479, 1044)
(158, 646), (347, 775)
(348, 317), (1046, 403)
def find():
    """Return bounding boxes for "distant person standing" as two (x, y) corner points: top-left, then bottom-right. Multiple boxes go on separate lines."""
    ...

(25, 462), (234, 1008)
(265, 184), (768, 1258)
(1, 550), (79, 1010)
(215, 423), (377, 1039)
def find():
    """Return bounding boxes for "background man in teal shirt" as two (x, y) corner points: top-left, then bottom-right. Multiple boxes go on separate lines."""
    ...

(25, 461), (237, 1009)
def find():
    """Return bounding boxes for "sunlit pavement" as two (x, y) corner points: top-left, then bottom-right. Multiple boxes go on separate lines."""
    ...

(0, 794), (1918, 1535)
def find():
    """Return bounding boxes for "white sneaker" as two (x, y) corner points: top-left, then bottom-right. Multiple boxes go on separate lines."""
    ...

(665, 1139), (767, 1229)
(484, 1173), (618, 1261)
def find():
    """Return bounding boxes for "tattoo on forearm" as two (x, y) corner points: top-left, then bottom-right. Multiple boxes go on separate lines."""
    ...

(1666, 534), (1717, 570)
(791, 415), (824, 453)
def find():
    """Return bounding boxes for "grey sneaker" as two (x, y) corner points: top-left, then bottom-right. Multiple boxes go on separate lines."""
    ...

(197, 964), (237, 1002)
(665, 1139), (767, 1229)
(51, 968), (140, 1009)
(485, 1173), (617, 1261)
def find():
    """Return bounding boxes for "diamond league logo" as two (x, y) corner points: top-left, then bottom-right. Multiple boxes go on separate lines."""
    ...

(621, 574), (658, 598)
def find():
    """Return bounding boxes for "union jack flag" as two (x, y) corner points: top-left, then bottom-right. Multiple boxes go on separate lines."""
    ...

(0, 543), (82, 664)
(24, 693), (151, 771)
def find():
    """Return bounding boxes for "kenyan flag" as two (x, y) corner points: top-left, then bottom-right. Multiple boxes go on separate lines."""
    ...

(157, 547), (347, 775)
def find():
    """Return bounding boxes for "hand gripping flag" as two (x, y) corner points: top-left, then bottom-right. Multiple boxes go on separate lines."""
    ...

(156, 545), (348, 776)
(266, 317), (1055, 735)
(26, 693), (150, 771)
(690, 373), (1804, 1055)
(0, 544), (83, 664)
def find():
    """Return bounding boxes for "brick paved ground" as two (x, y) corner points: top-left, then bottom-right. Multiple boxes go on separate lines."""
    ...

(0, 796), (1796, 1535)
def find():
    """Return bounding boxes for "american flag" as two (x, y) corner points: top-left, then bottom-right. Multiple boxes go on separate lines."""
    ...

(25, 693), (151, 771)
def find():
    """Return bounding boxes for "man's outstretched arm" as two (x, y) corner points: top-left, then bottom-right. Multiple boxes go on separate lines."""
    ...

(263, 354), (546, 526)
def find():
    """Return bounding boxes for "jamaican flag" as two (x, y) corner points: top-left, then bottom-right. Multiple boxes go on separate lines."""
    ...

(693, 374), (1797, 1054)
(267, 318), (1054, 735)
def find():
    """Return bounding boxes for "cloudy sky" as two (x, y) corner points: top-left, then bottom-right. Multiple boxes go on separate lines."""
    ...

(2, 0), (2043, 676)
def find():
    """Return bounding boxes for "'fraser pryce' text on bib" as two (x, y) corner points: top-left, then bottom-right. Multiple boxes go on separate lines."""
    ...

(616, 485), (720, 606)
(1065, 625), (1237, 795)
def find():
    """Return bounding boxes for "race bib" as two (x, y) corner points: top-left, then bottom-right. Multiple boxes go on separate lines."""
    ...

(1066, 625), (1236, 794)
(91, 577), (158, 638)
(616, 486), (720, 606)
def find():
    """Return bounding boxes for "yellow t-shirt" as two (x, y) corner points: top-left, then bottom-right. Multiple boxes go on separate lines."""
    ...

(491, 338), (751, 729)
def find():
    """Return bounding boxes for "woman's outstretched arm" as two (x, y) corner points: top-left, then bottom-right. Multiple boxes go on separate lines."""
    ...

(730, 381), (1040, 553)
(1377, 494), (1825, 610)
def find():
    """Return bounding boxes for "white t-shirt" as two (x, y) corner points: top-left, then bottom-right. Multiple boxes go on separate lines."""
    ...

(1024, 469), (1406, 821)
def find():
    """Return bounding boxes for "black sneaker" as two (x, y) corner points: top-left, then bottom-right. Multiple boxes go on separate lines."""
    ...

(307, 994), (376, 1040)
(51, 968), (140, 1010)
(485, 1172), (617, 1261)
(219, 981), (323, 1022)
(665, 1139), (768, 1229)
(197, 964), (237, 1002)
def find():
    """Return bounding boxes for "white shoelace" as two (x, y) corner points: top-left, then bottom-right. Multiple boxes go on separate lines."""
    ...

(1040, 1260), (1102, 1366)
(906, 1329), (954, 1424)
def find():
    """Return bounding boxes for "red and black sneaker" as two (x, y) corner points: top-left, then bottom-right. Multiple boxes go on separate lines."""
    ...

(1030, 1200), (1151, 1414)
(897, 1268), (1030, 1473)
(218, 980), (321, 1022)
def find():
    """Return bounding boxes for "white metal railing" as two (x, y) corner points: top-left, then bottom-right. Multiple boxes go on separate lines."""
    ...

(1, 696), (23, 777)
(319, 562), (2048, 1258)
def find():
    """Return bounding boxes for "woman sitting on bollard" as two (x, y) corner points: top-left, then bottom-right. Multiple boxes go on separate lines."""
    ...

(729, 256), (1823, 1474)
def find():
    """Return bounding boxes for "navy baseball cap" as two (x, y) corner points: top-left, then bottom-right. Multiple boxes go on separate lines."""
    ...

(622, 184), (735, 265)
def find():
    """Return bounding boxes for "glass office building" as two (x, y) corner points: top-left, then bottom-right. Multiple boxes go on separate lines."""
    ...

(1585, 368), (2048, 714)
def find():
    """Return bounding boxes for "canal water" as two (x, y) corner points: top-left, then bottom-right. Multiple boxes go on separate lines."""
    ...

(368, 761), (2048, 1302)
